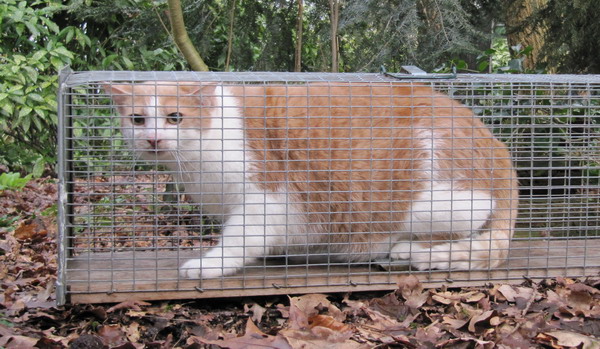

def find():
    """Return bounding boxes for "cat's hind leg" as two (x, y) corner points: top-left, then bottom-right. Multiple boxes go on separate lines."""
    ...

(390, 189), (514, 270)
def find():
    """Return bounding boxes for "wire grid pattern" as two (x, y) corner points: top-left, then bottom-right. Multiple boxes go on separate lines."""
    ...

(57, 71), (600, 304)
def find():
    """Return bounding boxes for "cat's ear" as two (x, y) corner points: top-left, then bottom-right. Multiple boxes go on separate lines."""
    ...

(101, 82), (132, 96)
(180, 82), (218, 96)
(101, 82), (136, 109)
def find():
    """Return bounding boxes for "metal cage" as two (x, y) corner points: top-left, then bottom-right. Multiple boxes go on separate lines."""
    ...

(57, 69), (600, 305)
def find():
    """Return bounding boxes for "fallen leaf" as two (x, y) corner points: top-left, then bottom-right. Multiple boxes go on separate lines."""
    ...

(14, 218), (47, 241)
(34, 337), (64, 349)
(497, 284), (534, 303)
(280, 325), (362, 349)
(468, 310), (495, 333)
(124, 322), (141, 343)
(536, 330), (600, 349)
(464, 291), (487, 303)
(0, 335), (39, 348)
(414, 325), (444, 346)
(98, 324), (127, 347)
(288, 294), (346, 331)
(397, 275), (422, 299)
(442, 316), (469, 330)
(568, 282), (600, 295)
(432, 291), (456, 305)
(309, 314), (351, 332)
(245, 302), (267, 323)
(107, 300), (151, 313)
(369, 292), (411, 320)
(190, 318), (293, 349)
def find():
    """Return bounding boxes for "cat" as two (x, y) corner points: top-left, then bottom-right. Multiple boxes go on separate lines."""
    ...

(104, 80), (519, 279)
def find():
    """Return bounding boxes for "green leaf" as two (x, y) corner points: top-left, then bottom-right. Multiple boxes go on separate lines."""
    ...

(122, 56), (134, 70)
(11, 9), (24, 22)
(64, 27), (74, 43)
(1, 103), (14, 116)
(15, 23), (24, 36)
(28, 93), (44, 103)
(102, 54), (118, 68)
(32, 50), (47, 61)
(478, 61), (489, 73)
(20, 114), (31, 132)
(18, 106), (32, 118)
(53, 45), (73, 58)
(41, 16), (59, 33)
(0, 172), (32, 191)
(31, 114), (43, 131)
(23, 66), (39, 82)
(24, 20), (40, 38)
(50, 56), (64, 69)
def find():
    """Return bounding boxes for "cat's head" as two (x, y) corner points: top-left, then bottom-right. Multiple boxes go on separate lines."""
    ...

(103, 81), (217, 161)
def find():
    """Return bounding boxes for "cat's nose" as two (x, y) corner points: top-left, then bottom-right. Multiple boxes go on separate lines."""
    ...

(147, 139), (162, 149)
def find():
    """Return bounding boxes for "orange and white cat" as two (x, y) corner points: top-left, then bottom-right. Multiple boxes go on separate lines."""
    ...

(104, 81), (518, 279)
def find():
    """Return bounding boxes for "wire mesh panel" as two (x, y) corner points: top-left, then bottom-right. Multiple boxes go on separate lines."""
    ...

(56, 70), (600, 304)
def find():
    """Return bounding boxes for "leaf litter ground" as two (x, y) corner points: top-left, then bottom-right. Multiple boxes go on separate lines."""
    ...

(1, 178), (600, 348)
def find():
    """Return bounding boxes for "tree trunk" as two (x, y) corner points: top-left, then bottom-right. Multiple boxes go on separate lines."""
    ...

(294, 0), (304, 72)
(504, 0), (548, 71)
(167, 0), (209, 71)
(329, 0), (340, 72)
(225, 0), (237, 71)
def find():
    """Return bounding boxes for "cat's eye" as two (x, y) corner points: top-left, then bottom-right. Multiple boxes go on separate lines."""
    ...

(130, 114), (145, 125)
(167, 112), (183, 125)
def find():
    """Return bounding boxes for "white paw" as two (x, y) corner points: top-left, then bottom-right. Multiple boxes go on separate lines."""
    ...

(390, 242), (471, 270)
(179, 258), (227, 279)
(389, 241), (413, 260)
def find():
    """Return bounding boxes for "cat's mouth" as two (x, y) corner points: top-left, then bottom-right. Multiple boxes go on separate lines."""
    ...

(143, 149), (167, 155)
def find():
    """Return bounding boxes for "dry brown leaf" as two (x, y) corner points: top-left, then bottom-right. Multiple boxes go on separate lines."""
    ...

(536, 330), (600, 349)
(489, 316), (502, 326)
(397, 275), (422, 299)
(414, 325), (444, 346)
(0, 335), (40, 348)
(107, 300), (151, 313)
(436, 336), (495, 349)
(190, 318), (293, 349)
(245, 302), (267, 323)
(464, 291), (487, 303)
(276, 303), (290, 318)
(568, 282), (600, 295)
(288, 296), (310, 330)
(98, 324), (128, 347)
(497, 284), (535, 303)
(288, 293), (346, 332)
(280, 324), (362, 349)
(14, 218), (47, 241)
(361, 306), (403, 330)
(124, 322), (141, 343)
(309, 314), (351, 332)
(468, 310), (495, 333)
(342, 295), (366, 315)
(432, 291), (457, 305)
(442, 316), (469, 330)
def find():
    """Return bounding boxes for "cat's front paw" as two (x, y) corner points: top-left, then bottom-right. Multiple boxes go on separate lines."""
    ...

(390, 242), (448, 270)
(179, 258), (226, 279)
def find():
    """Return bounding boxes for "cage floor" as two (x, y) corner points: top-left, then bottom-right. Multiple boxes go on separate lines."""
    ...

(66, 238), (600, 304)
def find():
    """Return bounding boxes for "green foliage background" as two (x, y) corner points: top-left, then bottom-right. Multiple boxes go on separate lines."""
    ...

(1, 0), (599, 174)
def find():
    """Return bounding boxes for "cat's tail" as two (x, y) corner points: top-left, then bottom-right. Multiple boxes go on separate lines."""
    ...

(390, 189), (519, 270)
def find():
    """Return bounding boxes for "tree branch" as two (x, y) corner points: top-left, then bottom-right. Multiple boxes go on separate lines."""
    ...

(167, 0), (209, 71)
(294, 0), (304, 72)
(225, 0), (237, 71)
